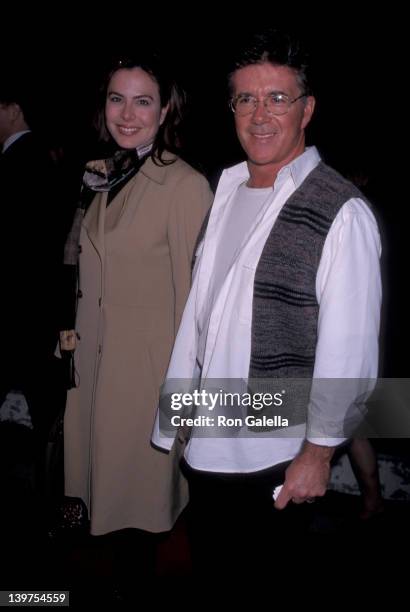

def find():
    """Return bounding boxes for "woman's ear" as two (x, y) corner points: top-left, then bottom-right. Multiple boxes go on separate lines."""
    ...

(159, 103), (169, 126)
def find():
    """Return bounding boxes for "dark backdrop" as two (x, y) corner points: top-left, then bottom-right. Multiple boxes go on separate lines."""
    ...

(0, 13), (406, 376)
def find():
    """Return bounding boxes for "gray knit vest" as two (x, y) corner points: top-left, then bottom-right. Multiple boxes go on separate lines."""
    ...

(247, 161), (367, 430)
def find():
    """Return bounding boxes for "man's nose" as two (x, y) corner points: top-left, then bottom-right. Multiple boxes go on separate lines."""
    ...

(251, 98), (271, 122)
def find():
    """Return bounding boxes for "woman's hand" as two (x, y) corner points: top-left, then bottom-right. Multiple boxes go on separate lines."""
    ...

(60, 330), (76, 351)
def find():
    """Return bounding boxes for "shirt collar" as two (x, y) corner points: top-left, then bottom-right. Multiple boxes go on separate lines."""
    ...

(2, 130), (31, 153)
(277, 146), (321, 187)
(224, 146), (322, 189)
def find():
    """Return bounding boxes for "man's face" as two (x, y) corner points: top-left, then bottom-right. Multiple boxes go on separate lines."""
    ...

(0, 103), (14, 146)
(231, 63), (315, 179)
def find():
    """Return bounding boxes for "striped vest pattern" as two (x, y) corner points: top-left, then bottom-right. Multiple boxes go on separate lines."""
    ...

(248, 162), (367, 429)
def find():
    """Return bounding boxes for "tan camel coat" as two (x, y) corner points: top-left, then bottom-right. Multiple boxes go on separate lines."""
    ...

(64, 155), (212, 535)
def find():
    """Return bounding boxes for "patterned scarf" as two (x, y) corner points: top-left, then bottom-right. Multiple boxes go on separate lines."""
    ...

(63, 143), (152, 265)
(82, 142), (152, 192)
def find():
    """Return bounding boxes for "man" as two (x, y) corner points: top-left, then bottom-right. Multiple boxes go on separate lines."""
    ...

(0, 75), (65, 471)
(152, 30), (381, 569)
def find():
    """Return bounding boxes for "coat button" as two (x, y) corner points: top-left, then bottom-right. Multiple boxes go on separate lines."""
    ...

(77, 290), (83, 298)
(76, 332), (81, 340)
(78, 245), (82, 253)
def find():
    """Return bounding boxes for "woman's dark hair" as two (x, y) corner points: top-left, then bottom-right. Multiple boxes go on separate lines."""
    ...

(228, 28), (312, 97)
(94, 51), (185, 165)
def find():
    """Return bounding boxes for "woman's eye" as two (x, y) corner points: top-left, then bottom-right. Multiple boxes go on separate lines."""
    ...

(136, 97), (151, 106)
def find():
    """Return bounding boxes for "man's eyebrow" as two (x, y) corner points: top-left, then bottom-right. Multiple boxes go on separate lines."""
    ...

(266, 89), (288, 95)
(236, 89), (288, 96)
(234, 91), (253, 97)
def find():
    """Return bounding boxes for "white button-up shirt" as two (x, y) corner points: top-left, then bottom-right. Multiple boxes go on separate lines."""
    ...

(152, 147), (382, 473)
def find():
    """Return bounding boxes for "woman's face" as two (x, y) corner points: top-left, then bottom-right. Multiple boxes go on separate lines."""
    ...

(105, 67), (168, 150)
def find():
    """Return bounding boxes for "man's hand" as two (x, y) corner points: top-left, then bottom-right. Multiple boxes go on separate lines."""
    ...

(275, 441), (335, 509)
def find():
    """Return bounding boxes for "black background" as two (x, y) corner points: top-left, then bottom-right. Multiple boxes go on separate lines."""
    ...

(1, 12), (398, 176)
(1, 10), (406, 375)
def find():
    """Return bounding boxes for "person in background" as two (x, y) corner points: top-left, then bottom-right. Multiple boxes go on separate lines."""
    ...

(342, 165), (384, 522)
(348, 438), (384, 519)
(0, 73), (65, 502)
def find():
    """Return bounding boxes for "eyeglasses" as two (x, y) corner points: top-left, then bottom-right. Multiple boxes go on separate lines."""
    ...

(230, 92), (306, 116)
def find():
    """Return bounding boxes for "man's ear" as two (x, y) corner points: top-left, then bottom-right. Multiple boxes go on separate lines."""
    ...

(5, 102), (25, 127)
(10, 102), (22, 122)
(301, 96), (316, 130)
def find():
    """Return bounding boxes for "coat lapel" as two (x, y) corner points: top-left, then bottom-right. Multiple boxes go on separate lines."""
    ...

(104, 173), (148, 233)
(81, 156), (170, 259)
(83, 192), (107, 262)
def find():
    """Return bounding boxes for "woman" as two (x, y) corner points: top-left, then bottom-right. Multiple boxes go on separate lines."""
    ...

(60, 53), (212, 543)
